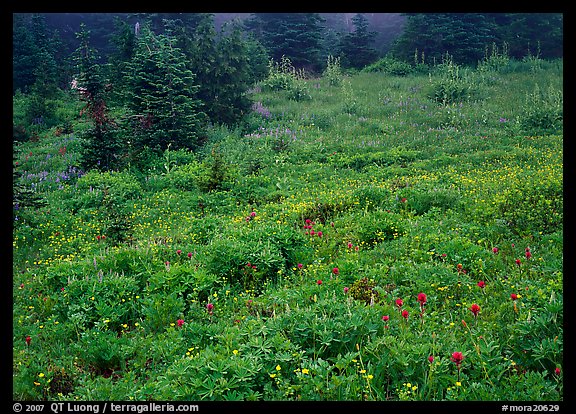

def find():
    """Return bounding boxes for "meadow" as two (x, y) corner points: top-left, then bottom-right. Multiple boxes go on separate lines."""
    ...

(12, 56), (563, 402)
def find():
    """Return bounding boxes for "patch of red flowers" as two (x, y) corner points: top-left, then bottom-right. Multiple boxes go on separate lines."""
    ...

(417, 292), (427, 305)
(470, 303), (480, 317)
(450, 351), (464, 368)
(206, 303), (214, 315)
(176, 319), (184, 327)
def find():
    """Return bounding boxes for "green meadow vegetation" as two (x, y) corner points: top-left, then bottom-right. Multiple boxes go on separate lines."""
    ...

(13, 55), (563, 401)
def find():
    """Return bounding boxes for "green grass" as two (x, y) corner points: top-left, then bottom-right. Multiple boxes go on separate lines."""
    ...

(13, 61), (563, 402)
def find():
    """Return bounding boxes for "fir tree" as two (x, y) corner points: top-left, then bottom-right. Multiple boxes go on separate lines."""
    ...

(339, 13), (379, 69)
(73, 23), (122, 171)
(124, 25), (206, 152)
(247, 13), (325, 72)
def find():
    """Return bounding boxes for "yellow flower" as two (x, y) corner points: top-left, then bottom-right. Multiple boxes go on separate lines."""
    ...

(276, 365), (281, 371)
(456, 381), (462, 387)
(38, 373), (45, 378)
(302, 368), (309, 374)
(233, 349), (239, 355)
(269, 373), (277, 378)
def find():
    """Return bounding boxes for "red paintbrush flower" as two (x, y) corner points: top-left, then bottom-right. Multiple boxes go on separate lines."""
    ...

(470, 303), (480, 317)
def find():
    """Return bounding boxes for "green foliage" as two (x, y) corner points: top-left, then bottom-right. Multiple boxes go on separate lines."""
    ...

(322, 55), (343, 86)
(261, 56), (311, 102)
(362, 56), (414, 76)
(520, 83), (563, 134)
(426, 54), (477, 105)
(477, 42), (510, 73)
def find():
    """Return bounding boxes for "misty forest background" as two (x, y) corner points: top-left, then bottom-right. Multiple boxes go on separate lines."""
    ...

(13, 13), (563, 154)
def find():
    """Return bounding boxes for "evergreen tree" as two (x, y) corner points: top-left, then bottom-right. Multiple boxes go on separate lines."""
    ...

(123, 25), (206, 152)
(107, 16), (137, 105)
(72, 23), (122, 171)
(392, 13), (497, 65)
(498, 13), (563, 59)
(339, 13), (379, 69)
(247, 13), (325, 72)
(12, 14), (59, 95)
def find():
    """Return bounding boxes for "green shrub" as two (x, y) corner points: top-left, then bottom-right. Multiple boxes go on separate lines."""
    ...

(353, 210), (407, 248)
(520, 83), (563, 134)
(363, 56), (413, 76)
(427, 55), (477, 105)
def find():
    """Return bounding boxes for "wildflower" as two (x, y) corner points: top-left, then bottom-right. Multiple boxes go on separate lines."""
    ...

(428, 355), (434, 363)
(470, 303), (480, 317)
(510, 293), (518, 300)
(417, 292), (427, 306)
(382, 315), (389, 322)
(347, 242), (353, 249)
(477, 280), (486, 289)
(395, 298), (403, 308)
(233, 349), (239, 355)
(555, 367), (561, 375)
(401, 198), (407, 203)
(297, 263), (303, 269)
(344, 287), (349, 293)
(176, 249), (182, 255)
(250, 211), (256, 218)
(456, 381), (462, 387)
(525, 250), (532, 259)
(450, 352), (464, 368)
(206, 303), (214, 314)
(492, 247), (499, 254)
(317, 231), (323, 237)
(187, 252), (193, 258)
(26, 336), (31, 346)
(401, 310), (409, 320)
(302, 368), (309, 374)
(317, 280), (323, 285)
(515, 259), (522, 266)
(276, 365), (281, 371)
(332, 267), (339, 275)
(176, 319), (184, 327)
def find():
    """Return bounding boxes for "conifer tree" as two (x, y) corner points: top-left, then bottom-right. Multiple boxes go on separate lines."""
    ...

(73, 23), (122, 171)
(339, 13), (378, 69)
(247, 13), (325, 71)
(123, 24), (206, 152)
